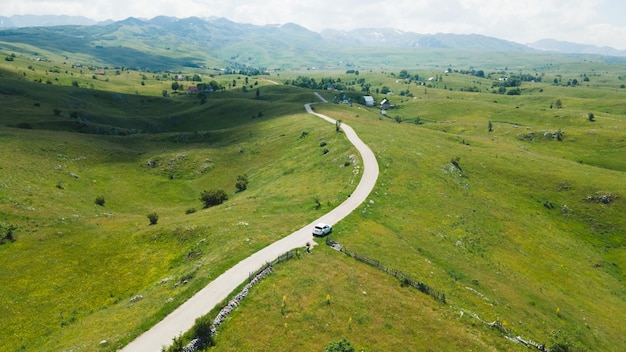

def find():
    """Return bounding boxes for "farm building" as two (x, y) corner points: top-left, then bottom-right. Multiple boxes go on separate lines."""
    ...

(363, 95), (375, 107)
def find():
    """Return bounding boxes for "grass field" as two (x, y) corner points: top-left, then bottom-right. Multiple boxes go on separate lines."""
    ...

(0, 67), (359, 350)
(204, 63), (626, 351)
(0, 45), (625, 352)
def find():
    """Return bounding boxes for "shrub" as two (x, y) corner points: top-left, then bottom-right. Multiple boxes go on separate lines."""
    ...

(147, 212), (159, 225)
(322, 148), (329, 155)
(235, 174), (249, 193)
(588, 112), (595, 122)
(53, 108), (62, 116)
(95, 196), (105, 206)
(324, 338), (355, 352)
(0, 224), (17, 244)
(200, 189), (228, 208)
(319, 141), (328, 147)
(185, 208), (197, 215)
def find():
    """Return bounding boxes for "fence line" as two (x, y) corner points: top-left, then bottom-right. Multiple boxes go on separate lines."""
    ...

(177, 248), (301, 352)
(326, 237), (446, 304)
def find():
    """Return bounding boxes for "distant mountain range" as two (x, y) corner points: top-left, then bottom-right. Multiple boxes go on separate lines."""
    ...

(0, 14), (113, 27)
(527, 38), (626, 56)
(2, 15), (624, 57)
(1, 15), (625, 71)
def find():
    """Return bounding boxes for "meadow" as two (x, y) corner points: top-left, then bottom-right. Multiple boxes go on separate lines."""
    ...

(206, 59), (626, 351)
(0, 45), (625, 351)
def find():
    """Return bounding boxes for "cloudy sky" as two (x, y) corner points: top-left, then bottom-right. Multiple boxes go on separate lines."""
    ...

(2, 0), (626, 50)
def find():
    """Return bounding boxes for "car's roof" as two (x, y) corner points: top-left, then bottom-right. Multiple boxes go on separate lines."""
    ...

(315, 223), (329, 227)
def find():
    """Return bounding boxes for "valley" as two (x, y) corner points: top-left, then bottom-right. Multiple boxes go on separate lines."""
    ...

(0, 18), (625, 351)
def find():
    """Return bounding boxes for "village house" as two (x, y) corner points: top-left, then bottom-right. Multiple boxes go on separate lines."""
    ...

(363, 95), (375, 107)
(380, 98), (392, 110)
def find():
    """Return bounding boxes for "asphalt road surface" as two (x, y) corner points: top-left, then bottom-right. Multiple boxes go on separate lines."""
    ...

(121, 94), (379, 351)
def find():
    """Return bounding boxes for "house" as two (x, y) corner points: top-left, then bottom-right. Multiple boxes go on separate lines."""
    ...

(95, 70), (105, 75)
(188, 86), (199, 93)
(380, 98), (391, 110)
(363, 95), (375, 107)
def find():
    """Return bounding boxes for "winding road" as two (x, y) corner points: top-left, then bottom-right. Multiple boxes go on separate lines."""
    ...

(121, 93), (379, 351)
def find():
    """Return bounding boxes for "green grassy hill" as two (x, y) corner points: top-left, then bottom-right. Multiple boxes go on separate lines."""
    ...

(203, 64), (626, 351)
(0, 43), (624, 352)
(0, 60), (360, 350)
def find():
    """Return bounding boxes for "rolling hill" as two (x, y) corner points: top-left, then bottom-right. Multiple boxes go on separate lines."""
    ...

(0, 16), (625, 352)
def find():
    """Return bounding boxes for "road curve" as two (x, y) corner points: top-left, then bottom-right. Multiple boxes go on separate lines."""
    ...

(121, 95), (379, 351)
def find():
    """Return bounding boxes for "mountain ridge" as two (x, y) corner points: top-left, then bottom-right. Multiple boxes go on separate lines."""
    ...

(2, 14), (623, 57)
(1, 14), (625, 72)
(527, 38), (626, 57)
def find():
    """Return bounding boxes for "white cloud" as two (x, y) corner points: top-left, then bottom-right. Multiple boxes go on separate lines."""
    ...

(1, 0), (625, 49)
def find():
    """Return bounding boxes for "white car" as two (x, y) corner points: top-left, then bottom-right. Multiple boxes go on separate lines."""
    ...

(312, 223), (332, 236)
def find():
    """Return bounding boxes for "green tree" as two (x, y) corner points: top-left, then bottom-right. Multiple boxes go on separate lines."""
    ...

(171, 81), (180, 92)
(256, 88), (260, 99)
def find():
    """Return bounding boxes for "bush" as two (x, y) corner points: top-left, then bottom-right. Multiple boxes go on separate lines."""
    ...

(235, 174), (249, 193)
(16, 122), (32, 129)
(0, 224), (17, 244)
(319, 141), (328, 147)
(588, 112), (595, 122)
(185, 208), (197, 215)
(200, 189), (228, 208)
(95, 196), (105, 206)
(324, 338), (355, 352)
(147, 212), (159, 225)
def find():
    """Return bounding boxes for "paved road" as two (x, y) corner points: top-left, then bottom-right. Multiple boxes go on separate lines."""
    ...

(121, 94), (379, 351)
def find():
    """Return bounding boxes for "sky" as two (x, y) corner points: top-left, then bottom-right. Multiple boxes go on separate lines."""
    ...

(2, 0), (626, 50)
